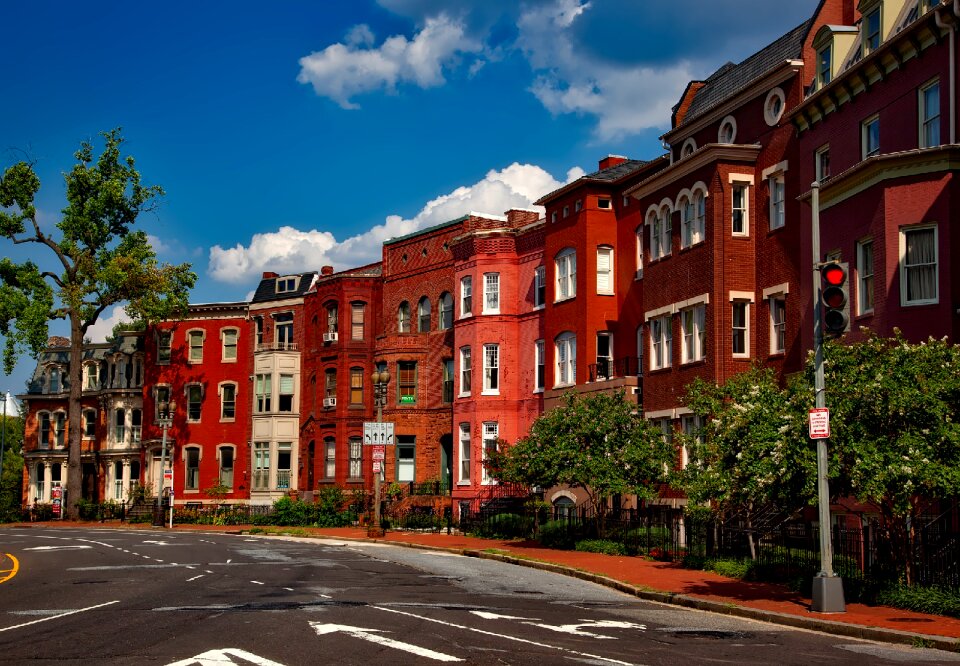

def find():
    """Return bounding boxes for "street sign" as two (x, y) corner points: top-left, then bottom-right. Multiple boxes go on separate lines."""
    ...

(164, 469), (173, 482)
(363, 422), (395, 447)
(372, 445), (385, 461)
(51, 486), (62, 518)
(809, 408), (830, 439)
(373, 461), (381, 473)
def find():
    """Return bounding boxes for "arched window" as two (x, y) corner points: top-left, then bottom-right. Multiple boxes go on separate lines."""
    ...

(438, 292), (453, 329)
(397, 301), (411, 333)
(555, 248), (577, 301)
(418, 297), (431, 332)
(554, 332), (577, 387)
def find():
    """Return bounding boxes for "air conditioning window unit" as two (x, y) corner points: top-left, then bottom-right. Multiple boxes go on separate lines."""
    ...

(323, 332), (338, 343)
(323, 397), (337, 408)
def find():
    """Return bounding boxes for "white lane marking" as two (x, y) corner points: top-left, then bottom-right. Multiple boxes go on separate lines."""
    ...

(143, 540), (176, 546)
(283, 587), (294, 592)
(471, 611), (540, 621)
(186, 575), (205, 582)
(0, 600), (120, 633)
(69, 564), (190, 571)
(311, 623), (462, 663)
(205, 570), (214, 574)
(226, 559), (232, 564)
(155, 559), (165, 563)
(22, 545), (92, 551)
(251, 581), (264, 585)
(371, 606), (640, 666)
(166, 647), (286, 666)
(528, 619), (646, 640)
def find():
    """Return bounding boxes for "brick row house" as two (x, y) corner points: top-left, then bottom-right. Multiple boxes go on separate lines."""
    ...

(18, 0), (960, 518)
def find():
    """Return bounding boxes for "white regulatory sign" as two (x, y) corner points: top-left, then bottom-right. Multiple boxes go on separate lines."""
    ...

(809, 408), (830, 439)
(363, 422), (395, 447)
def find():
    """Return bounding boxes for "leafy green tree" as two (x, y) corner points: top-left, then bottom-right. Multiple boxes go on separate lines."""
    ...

(0, 129), (196, 518)
(679, 366), (816, 558)
(0, 411), (24, 522)
(487, 390), (672, 533)
(803, 332), (960, 584)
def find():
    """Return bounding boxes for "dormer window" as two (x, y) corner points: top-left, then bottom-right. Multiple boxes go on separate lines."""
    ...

(680, 138), (697, 158)
(817, 43), (832, 88)
(862, 6), (881, 56)
(718, 116), (737, 144)
(276, 276), (298, 294)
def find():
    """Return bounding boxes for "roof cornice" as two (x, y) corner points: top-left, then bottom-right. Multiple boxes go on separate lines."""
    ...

(534, 156), (668, 206)
(797, 145), (960, 210)
(624, 144), (762, 201)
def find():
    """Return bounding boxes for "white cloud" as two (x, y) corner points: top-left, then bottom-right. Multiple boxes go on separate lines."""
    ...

(207, 162), (580, 284)
(86, 305), (130, 343)
(147, 234), (170, 254)
(518, 0), (691, 139)
(297, 14), (483, 109)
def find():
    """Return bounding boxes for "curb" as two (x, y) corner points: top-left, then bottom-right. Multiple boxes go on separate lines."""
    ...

(10, 523), (960, 652)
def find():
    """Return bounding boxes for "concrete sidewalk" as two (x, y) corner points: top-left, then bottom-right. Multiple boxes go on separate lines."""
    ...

(10, 522), (960, 651)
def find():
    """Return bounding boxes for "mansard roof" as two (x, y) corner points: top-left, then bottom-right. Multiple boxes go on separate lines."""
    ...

(250, 271), (318, 304)
(671, 20), (810, 133)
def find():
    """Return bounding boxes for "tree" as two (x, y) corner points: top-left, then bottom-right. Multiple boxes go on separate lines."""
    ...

(802, 332), (960, 584)
(0, 410), (24, 522)
(487, 390), (672, 533)
(0, 129), (196, 518)
(679, 366), (816, 558)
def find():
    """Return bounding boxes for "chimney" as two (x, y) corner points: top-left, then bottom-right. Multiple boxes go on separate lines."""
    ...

(321, 265), (334, 276)
(598, 155), (628, 171)
(262, 271), (278, 279)
(505, 209), (541, 228)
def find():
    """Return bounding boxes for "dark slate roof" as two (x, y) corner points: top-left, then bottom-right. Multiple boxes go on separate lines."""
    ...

(383, 215), (471, 246)
(23, 333), (144, 394)
(251, 271), (318, 303)
(678, 21), (810, 130)
(535, 158), (662, 205)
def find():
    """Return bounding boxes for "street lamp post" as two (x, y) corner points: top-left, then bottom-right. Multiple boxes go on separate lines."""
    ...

(369, 369), (390, 538)
(157, 400), (176, 529)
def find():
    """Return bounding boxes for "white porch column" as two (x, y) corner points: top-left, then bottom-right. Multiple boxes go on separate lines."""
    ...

(122, 459), (132, 500)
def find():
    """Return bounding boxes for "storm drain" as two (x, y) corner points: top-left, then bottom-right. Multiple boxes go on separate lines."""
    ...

(663, 628), (754, 640)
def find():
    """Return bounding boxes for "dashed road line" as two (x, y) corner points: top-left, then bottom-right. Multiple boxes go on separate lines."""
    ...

(0, 601), (120, 634)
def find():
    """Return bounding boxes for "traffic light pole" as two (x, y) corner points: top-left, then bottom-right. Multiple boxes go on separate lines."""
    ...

(810, 182), (845, 613)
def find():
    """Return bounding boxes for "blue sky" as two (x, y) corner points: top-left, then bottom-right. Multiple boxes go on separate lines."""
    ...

(0, 0), (818, 397)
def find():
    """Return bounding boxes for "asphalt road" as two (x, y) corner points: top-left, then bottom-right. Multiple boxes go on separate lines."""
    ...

(0, 527), (957, 665)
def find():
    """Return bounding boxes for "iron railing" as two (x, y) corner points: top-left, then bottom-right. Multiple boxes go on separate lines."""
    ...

(588, 356), (642, 382)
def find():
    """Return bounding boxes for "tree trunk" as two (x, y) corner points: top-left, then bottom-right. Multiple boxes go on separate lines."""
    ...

(746, 502), (757, 561)
(65, 315), (84, 520)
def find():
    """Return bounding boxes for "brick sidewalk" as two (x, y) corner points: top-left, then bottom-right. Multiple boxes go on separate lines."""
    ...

(9, 522), (960, 649)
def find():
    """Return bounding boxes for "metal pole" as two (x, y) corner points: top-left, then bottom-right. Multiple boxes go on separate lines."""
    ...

(811, 181), (845, 612)
(374, 381), (382, 534)
(159, 416), (168, 526)
(0, 392), (7, 506)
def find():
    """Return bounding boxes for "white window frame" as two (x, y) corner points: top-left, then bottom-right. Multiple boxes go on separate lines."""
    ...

(555, 248), (577, 301)
(769, 294), (787, 355)
(554, 332), (576, 387)
(650, 315), (673, 371)
(634, 226), (644, 279)
(649, 205), (673, 260)
(680, 414), (703, 469)
(718, 115), (737, 143)
(458, 423), (471, 484)
(731, 299), (750, 358)
(459, 346), (472, 396)
(221, 327), (238, 362)
(219, 381), (237, 422)
(856, 238), (875, 315)
(595, 331), (613, 380)
(862, 114), (880, 158)
(680, 195), (694, 249)
(534, 265), (546, 308)
(862, 6), (881, 56)
(596, 246), (614, 295)
(815, 144), (831, 181)
(817, 43), (832, 89)
(920, 79), (941, 149)
(460, 276), (473, 317)
(768, 174), (785, 230)
(900, 224), (939, 306)
(680, 305), (706, 364)
(482, 343), (500, 395)
(187, 329), (205, 363)
(732, 182), (749, 236)
(483, 273), (500, 314)
(438, 292), (453, 329)
(481, 422), (499, 485)
(534, 339), (544, 392)
(417, 296), (431, 332)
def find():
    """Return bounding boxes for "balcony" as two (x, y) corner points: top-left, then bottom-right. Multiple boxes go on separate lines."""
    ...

(589, 356), (642, 383)
(256, 342), (299, 353)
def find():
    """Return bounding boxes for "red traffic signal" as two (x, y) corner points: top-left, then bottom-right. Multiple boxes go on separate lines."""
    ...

(820, 262), (848, 335)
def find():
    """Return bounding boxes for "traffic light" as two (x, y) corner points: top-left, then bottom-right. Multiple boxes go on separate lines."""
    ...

(820, 262), (848, 336)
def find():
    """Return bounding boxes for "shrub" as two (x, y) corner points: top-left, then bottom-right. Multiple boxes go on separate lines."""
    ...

(575, 539), (628, 556)
(537, 519), (580, 550)
(473, 513), (532, 539)
(876, 586), (960, 618)
(681, 554), (756, 580)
